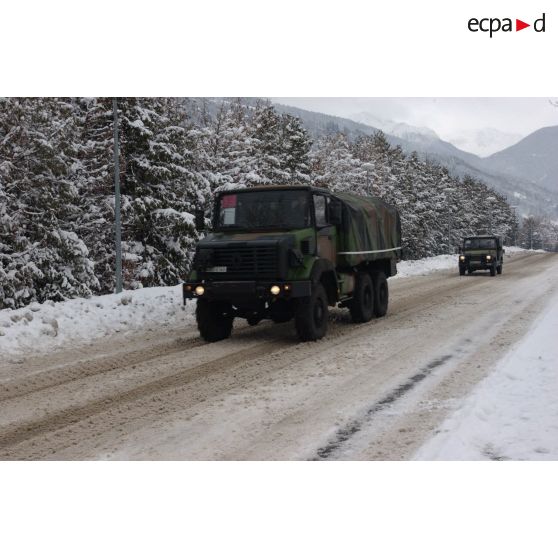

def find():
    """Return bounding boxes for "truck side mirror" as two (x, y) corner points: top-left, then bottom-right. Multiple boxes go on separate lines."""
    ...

(329, 199), (343, 226)
(195, 209), (205, 231)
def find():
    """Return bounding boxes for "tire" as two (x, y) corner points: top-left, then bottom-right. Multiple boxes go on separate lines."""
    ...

(372, 271), (389, 317)
(490, 265), (496, 277)
(294, 283), (329, 342)
(270, 300), (293, 323)
(349, 272), (374, 323)
(497, 264), (503, 275)
(246, 315), (261, 326)
(459, 266), (465, 276)
(196, 299), (233, 342)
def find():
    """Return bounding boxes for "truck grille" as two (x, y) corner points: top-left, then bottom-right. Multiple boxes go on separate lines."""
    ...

(205, 245), (279, 279)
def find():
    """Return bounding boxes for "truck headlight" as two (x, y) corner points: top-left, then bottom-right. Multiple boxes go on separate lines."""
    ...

(486, 255), (492, 261)
(195, 285), (205, 296)
(459, 255), (465, 261)
(270, 285), (281, 296)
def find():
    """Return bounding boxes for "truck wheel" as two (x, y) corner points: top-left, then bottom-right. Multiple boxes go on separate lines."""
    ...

(295, 283), (329, 342)
(349, 272), (374, 323)
(497, 264), (503, 275)
(459, 266), (465, 276)
(372, 271), (389, 317)
(196, 299), (233, 342)
(490, 265), (496, 277)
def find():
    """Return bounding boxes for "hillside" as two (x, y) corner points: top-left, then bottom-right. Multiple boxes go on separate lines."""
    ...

(274, 102), (558, 218)
(483, 126), (558, 203)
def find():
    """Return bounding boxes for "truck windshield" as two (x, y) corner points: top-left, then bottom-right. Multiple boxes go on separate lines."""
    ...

(464, 238), (497, 249)
(216, 190), (311, 230)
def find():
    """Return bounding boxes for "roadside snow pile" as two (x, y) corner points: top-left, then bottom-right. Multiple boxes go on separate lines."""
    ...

(504, 245), (544, 255)
(414, 289), (558, 460)
(395, 254), (456, 278)
(395, 246), (533, 279)
(0, 285), (194, 356)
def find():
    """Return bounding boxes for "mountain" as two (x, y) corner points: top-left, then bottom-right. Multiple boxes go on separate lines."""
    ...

(446, 128), (523, 157)
(274, 103), (383, 140)
(273, 102), (558, 218)
(482, 126), (558, 195)
(186, 99), (557, 218)
(276, 103), (480, 164)
(349, 112), (439, 143)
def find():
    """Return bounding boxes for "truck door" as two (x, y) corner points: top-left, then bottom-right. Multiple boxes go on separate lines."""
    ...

(313, 194), (337, 261)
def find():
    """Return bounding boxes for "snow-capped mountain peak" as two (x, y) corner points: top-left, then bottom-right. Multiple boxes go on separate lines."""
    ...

(349, 112), (440, 142)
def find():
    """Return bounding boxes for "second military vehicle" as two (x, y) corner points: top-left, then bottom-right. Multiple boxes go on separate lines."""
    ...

(183, 185), (402, 342)
(458, 235), (505, 276)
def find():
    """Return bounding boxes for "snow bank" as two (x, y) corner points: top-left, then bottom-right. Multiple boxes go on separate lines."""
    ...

(394, 246), (536, 279)
(395, 254), (457, 278)
(505, 245), (545, 254)
(414, 288), (558, 460)
(0, 285), (194, 357)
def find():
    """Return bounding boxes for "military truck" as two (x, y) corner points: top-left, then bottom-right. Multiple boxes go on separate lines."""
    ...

(183, 185), (401, 342)
(458, 235), (505, 276)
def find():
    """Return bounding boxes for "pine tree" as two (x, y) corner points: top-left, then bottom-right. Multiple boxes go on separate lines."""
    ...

(0, 97), (98, 308)
(74, 97), (116, 293)
(194, 99), (255, 192)
(248, 104), (290, 185)
(279, 114), (312, 184)
(117, 97), (206, 288)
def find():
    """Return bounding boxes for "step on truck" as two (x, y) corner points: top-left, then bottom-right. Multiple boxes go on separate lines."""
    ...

(183, 185), (402, 342)
(458, 235), (505, 276)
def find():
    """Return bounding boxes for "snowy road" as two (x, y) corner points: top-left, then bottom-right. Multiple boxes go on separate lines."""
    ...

(0, 251), (556, 460)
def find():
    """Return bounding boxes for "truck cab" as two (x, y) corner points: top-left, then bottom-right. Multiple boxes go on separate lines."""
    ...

(458, 235), (504, 277)
(183, 185), (401, 342)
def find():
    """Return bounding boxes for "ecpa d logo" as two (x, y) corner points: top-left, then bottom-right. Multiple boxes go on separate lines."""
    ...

(468, 13), (546, 37)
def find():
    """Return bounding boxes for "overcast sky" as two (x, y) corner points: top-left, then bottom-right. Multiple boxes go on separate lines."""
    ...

(272, 98), (558, 141)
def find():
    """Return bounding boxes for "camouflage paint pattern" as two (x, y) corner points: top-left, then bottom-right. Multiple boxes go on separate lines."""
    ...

(187, 187), (401, 284)
(334, 192), (402, 268)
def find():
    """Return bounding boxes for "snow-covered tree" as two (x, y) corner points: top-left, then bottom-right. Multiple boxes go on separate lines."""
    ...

(73, 97), (117, 293)
(0, 96), (523, 309)
(117, 97), (207, 288)
(0, 97), (98, 309)
(279, 114), (312, 184)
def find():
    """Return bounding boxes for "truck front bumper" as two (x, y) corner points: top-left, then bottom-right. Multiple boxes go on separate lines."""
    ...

(182, 280), (312, 304)
(461, 258), (494, 271)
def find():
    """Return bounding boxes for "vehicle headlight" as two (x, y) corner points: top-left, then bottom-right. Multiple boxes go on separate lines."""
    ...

(270, 285), (281, 296)
(486, 255), (492, 261)
(195, 285), (205, 296)
(459, 255), (465, 261)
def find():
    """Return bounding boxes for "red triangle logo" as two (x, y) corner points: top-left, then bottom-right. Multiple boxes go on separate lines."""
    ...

(516, 19), (530, 31)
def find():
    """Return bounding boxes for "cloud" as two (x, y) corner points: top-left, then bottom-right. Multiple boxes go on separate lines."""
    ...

(272, 97), (558, 140)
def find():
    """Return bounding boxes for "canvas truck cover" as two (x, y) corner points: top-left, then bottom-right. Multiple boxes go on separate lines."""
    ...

(335, 192), (402, 267)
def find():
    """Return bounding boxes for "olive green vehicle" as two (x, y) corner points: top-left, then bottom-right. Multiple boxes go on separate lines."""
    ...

(183, 185), (402, 342)
(458, 235), (505, 277)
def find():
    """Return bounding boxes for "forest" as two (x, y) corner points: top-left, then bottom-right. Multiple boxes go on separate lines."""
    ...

(0, 97), (554, 309)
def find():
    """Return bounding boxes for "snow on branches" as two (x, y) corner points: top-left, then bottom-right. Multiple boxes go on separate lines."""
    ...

(0, 98), (540, 310)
